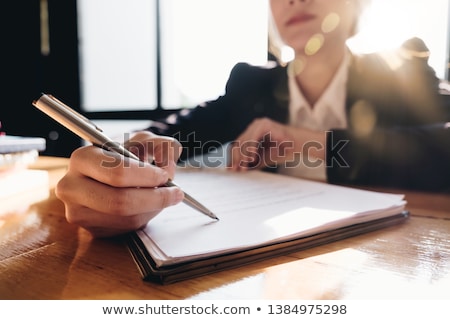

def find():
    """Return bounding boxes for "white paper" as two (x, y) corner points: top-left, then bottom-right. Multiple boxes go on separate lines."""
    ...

(138, 168), (405, 267)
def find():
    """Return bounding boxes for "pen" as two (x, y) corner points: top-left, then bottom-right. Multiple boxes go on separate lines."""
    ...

(32, 93), (219, 221)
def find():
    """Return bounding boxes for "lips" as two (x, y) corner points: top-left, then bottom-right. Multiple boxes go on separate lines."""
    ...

(286, 13), (316, 26)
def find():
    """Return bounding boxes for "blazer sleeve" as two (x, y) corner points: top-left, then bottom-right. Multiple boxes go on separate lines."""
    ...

(147, 62), (287, 161)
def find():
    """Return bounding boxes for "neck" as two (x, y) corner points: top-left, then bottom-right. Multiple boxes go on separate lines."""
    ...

(293, 46), (347, 106)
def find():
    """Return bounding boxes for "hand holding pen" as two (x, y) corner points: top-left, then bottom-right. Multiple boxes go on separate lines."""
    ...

(33, 93), (218, 237)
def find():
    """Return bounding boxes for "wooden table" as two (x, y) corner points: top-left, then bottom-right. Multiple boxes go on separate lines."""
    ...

(1, 157), (449, 299)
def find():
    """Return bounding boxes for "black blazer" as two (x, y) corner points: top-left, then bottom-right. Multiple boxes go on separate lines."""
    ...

(150, 43), (450, 192)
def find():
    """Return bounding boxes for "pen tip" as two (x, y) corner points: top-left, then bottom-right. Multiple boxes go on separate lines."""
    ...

(210, 213), (219, 220)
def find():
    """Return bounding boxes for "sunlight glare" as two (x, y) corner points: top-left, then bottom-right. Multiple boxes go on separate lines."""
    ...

(348, 0), (449, 79)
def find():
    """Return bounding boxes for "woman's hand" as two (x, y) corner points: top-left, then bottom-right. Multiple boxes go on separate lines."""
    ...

(55, 131), (184, 238)
(229, 118), (326, 171)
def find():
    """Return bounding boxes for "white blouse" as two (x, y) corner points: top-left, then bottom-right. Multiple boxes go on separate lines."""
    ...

(277, 52), (350, 182)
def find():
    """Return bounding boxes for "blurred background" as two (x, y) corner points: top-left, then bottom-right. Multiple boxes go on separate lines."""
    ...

(1, 0), (449, 157)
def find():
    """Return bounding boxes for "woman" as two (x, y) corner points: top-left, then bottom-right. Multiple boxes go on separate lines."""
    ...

(56, 0), (449, 237)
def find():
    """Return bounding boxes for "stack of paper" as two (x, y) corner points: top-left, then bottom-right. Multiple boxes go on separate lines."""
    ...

(0, 135), (48, 215)
(0, 135), (46, 172)
(128, 168), (407, 284)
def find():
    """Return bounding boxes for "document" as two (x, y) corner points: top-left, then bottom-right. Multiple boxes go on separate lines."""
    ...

(128, 168), (407, 284)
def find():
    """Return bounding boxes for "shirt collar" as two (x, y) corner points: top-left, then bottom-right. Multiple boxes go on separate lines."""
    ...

(287, 51), (351, 130)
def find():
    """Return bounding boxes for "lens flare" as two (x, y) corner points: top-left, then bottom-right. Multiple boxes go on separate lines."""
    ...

(305, 34), (325, 56)
(322, 12), (340, 34)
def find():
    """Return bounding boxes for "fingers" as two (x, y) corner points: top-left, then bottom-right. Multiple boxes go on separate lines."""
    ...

(55, 132), (185, 238)
(56, 172), (184, 237)
(124, 131), (182, 179)
(63, 205), (163, 238)
(230, 119), (264, 171)
(69, 146), (170, 188)
(56, 172), (184, 216)
(230, 118), (287, 171)
(230, 140), (260, 171)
